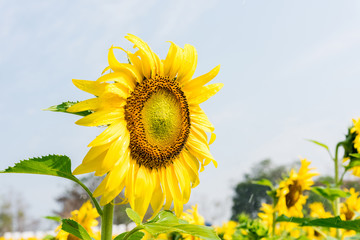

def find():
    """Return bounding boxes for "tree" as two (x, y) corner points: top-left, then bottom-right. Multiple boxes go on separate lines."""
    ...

(231, 159), (294, 220)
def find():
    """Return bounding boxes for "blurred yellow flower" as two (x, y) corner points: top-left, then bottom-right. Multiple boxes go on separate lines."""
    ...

(181, 205), (205, 225)
(309, 202), (333, 218)
(56, 200), (99, 240)
(276, 159), (318, 217)
(340, 188), (360, 221)
(258, 203), (274, 232)
(70, 34), (222, 219)
(215, 221), (237, 240)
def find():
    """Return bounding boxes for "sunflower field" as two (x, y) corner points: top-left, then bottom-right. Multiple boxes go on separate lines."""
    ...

(2, 33), (360, 240)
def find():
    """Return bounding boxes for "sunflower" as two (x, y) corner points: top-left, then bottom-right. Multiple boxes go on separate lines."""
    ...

(304, 202), (333, 239)
(215, 221), (237, 240)
(56, 200), (99, 240)
(340, 188), (360, 221)
(343, 118), (360, 177)
(181, 204), (205, 225)
(68, 34), (222, 219)
(276, 159), (318, 217)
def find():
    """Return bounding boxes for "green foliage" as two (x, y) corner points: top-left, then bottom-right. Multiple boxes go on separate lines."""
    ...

(120, 209), (220, 240)
(44, 101), (92, 116)
(1, 155), (103, 216)
(277, 215), (360, 231)
(231, 159), (292, 220)
(307, 139), (330, 152)
(233, 218), (268, 240)
(252, 178), (274, 189)
(113, 231), (145, 240)
(126, 208), (142, 225)
(61, 219), (92, 240)
(44, 216), (62, 223)
(311, 186), (350, 201)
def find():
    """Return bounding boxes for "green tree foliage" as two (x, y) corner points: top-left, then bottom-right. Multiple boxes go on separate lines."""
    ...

(231, 159), (294, 220)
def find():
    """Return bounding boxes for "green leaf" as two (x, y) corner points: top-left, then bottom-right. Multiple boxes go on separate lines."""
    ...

(126, 208), (142, 225)
(113, 231), (144, 240)
(142, 211), (219, 239)
(277, 215), (360, 231)
(61, 219), (92, 240)
(306, 139), (330, 151)
(252, 179), (273, 189)
(45, 216), (62, 222)
(44, 101), (92, 116)
(1, 155), (76, 180)
(1, 155), (103, 216)
(345, 158), (360, 171)
(350, 153), (360, 159)
(144, 224), (220, 240)
(148, 210), (187, 225)
(311, 186), (350, 201)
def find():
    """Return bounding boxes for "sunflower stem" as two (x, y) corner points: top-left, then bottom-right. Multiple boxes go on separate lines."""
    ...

(122, 226), (143, 240)
(101, 201), (114, 240)
(333, 142), (342, 238)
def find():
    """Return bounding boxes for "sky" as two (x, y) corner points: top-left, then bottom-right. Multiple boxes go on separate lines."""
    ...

(1, 0), (360, 228)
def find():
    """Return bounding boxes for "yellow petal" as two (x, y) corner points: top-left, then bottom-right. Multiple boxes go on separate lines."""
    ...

(97, 130), (130, 176)
(125, 34), (160, 78)
(73, 150), (108, 175)
(104, 83), (130, 99)
(72, 79), (108, 96)
(187, 133), (216, 168)
(101, 66), (111, 75)
(67, 98), (100, 113)
(174, 160), (191, 204)
(125, 161), (139, 208)
(190, 105), (215, 133)
(161, 168), (173, 210)
(133, 166), (155, 219)
(97, 69), (136, 91)
(180, 151), (200, 187)
(190, 124), (208, 147)
(177, 44), (197, 84)
(209, 133), (216, 145)
(150, 172), (165, 216)
(88, 120), (127, 147)
(166, 166), (183, 216)
(75, 109), (124, 127)
(108, 46), (142, 82)
(182, 65), (220, 91)
(188, 83), (224, 105)
(163, 41), (182, 79)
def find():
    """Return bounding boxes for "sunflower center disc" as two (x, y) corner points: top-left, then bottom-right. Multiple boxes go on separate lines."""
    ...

(285, 181), (302, 208)
(124, 76), (190, 169)
(142, 89), (182, 147)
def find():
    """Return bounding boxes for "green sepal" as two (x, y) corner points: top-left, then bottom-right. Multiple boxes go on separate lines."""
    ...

(311, 186), (350, 201)
(277, 215), (360, 231)
(0, 155), (103, 216)
(44, 101), (92, 116)
(126, 208), (142, 225)
(45, 216), (62, 222)
(252, 178), (273, 189)
(113, 231), (144, 240)
(61, 219), (92, 240)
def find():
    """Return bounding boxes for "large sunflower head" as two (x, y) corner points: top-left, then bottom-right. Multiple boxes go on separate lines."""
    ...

(68, 34), (222, 219)
(276, 159), (318, 217)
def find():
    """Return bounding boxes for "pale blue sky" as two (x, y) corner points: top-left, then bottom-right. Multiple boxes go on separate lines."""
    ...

(1, 0), (360, 226)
